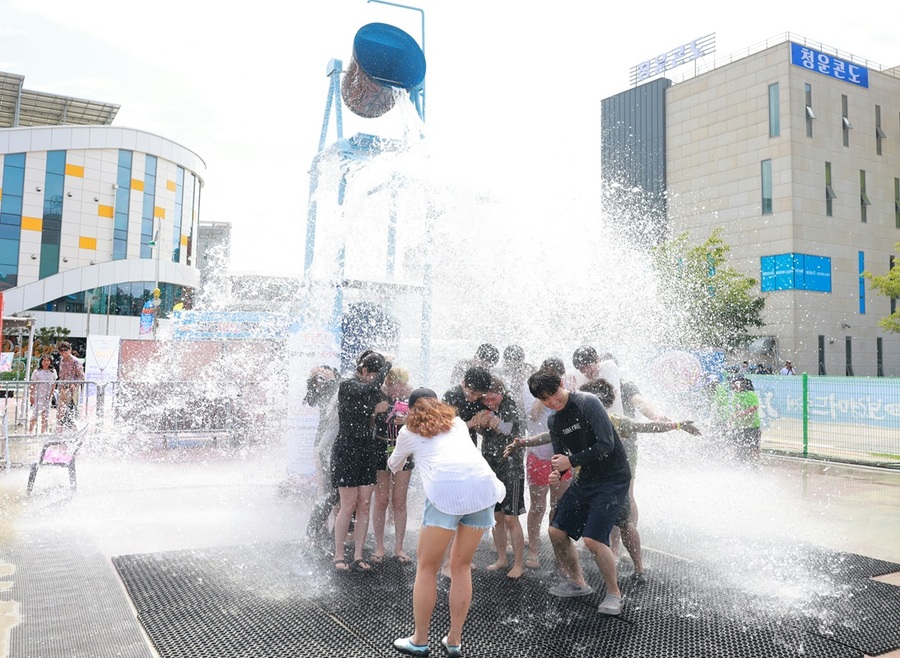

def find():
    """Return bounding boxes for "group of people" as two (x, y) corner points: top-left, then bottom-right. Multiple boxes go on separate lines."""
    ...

(28, 341), (85, 433)
(304, 342), (704, 657)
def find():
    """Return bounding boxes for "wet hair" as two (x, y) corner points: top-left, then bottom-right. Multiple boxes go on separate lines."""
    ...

(540, 357), (566, 377)
(59, 341), (72, 352)
(579, 378), (616, 409)
(475, 343), (500, 366)
(385, 367), (409, 387)
(39, 355), (53, 367)
(503, 344), (525, 364)
(405, 397), (456, 437)
(528, 369), (562, 399)
(732, 377), (755, 392)
(487, 376), (506, 395)
(356, 350), (387, 374)
(463, 366), (492, 393)
(572, 345), (598, 369)
(304, 365), (340, 406)
(598, 351), (617, 365)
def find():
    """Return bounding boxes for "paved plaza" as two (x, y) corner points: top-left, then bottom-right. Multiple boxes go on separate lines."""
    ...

(1, 432), (899, 657)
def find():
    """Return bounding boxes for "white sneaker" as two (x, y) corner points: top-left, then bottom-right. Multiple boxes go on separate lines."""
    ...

(597, 593), (623, 615)
(548, 580), (594, 598)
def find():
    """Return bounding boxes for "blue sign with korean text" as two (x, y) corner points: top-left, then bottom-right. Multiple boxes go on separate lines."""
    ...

(790, 43), (868, 88)
(761, 253), (831, 293)
(750, 376), (900, 431)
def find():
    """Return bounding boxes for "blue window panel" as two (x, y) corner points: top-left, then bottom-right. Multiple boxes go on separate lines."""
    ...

(0, 213), (20, 226)
(858, 251), (865, 314)
(113, 240), (128, 261)
(39, 243), (60, 280)
(2, 195), (22, 216)
(117, 150), (133, 187)
(2, 163), (24, 191)
(0, 224), (18, 239)
(46, 150), (66, 174)
(0, 238), (19, 264)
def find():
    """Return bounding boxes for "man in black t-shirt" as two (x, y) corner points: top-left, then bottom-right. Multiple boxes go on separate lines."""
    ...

(528, 369), (631, 616)
(442, 366), (492, 445)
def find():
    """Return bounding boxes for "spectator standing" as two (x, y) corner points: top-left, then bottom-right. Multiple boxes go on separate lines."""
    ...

(56, 342), (84, 431)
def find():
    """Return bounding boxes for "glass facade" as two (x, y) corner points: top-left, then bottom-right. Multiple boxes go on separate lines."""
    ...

(0, 152), (25, 290)
(172, 166), (184, 263)
(40, 150), (66, 279)
(768, 83), (779, 137)
(760, 253), (832, 292)
(761, 159), (773, 215)
(141, 154), (157, 259)
(32, 281), (188, 317)
(114, 150), (133, 260)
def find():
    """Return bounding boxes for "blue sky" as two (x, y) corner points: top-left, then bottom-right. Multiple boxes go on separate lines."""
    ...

(0, 0), (895, 273)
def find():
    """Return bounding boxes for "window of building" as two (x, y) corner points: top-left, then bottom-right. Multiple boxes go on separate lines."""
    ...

(805, 84), (814, 138)
(768, 83), (780, 137)
(761, 159), (773, 215)
(40, 150), (65, 279)
(860, 170), (870, 223)
(895, 178), (900, 229)
(760, 253), (831, 292)
(845, 336), (853, 377)
(858, 251), (866, 314)
(818, 335), (826, 376)
(113, 150), (133, 261)
(842, 94), (851, 147)
(172, 166), (184, 263)
(0, 152), (25, 290)
(875, 105), (885, 156)
(891, 256), (897, 316)
(141, 155), (157, 259)
(825, 162), (836, 217)
(877, 337), (884, 377)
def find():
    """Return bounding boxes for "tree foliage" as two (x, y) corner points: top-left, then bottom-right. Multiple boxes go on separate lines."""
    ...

(863, 241), (900, 333)
(651, 228), (766, 349)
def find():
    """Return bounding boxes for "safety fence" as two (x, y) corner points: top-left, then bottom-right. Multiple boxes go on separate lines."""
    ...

(750, 374), (900, 467)
(2, 379), (281, 467)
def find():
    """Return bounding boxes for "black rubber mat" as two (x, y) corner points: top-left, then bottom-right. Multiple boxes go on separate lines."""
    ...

(112, 536), (900, 658)
(0, 533), (154, 658)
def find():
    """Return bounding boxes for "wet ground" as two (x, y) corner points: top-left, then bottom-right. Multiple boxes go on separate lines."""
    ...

(1, 434), (898, 657)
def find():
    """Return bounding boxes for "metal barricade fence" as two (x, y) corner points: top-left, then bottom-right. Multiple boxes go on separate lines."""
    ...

(750, 374), (900, 467)
(2, 378), (283, 463)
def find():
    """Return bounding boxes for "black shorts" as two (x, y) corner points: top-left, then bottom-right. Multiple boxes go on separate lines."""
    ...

(552, 479), (630, 545)
(495, 475), (526, 516)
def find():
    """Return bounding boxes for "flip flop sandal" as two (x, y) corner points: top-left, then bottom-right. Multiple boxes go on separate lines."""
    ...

(333, 559), (351, 572)
(393, 554), (412, 564)
(370, 554), (385, 564)
(351, 558), (373, 572)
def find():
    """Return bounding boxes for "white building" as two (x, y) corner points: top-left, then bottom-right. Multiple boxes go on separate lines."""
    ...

(0, 71), (204, 343)
(602, 35), (900, 376)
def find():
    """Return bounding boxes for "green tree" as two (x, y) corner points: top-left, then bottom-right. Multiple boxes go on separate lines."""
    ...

(35, 326), (71, 350)
(651, 228), (766, 349)
(863, 241), (900, 333)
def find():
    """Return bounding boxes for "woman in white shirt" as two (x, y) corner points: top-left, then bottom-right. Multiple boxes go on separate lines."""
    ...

(30, 355), (58, 433)
(389, 388), (505, 658)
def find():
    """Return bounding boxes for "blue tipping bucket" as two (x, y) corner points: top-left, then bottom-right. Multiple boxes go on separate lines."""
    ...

(341, 23), (426, 118)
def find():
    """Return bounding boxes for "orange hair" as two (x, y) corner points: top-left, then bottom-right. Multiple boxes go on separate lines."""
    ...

(405, 397), (456, 438)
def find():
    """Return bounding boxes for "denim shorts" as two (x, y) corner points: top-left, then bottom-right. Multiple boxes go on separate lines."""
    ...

(422, 498), (495, 531)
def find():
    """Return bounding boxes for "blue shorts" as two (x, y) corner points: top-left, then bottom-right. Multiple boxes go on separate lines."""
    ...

(422, 498), (495, 531)
(551, 479), (630, 545)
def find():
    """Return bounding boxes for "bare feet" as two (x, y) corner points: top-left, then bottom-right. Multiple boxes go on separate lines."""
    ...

(525, 557), (540, 570)
(486, 559), (509, 572)
(507, 564), (525, 579)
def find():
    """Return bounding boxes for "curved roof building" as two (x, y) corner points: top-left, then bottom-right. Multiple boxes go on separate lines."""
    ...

(0, 71), (204, 342)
